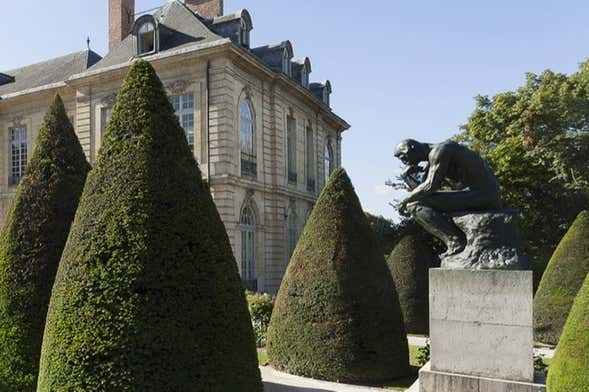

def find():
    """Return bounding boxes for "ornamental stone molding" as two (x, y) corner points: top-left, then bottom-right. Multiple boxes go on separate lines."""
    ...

(166, 80), (191, 95)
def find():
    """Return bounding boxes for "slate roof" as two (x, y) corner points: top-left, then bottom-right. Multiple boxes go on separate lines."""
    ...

(251, 41), (293, 74)
(89, 0), (223, 71)
(0, 50), (102, 97)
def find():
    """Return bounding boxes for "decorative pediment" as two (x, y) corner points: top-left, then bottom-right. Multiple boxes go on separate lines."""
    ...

(166, 80), (192, 95)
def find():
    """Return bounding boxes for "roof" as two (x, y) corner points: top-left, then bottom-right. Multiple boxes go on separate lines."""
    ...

(251, 41), (293, 74)
(89, 0), (222, 72)
(0, 50), (102, 97)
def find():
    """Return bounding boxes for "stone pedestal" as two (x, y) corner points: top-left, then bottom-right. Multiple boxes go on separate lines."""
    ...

(419, 269), (546, 391)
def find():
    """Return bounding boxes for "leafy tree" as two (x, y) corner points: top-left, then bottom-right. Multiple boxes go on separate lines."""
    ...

(0, 95), (90, 391)
(387, 224), (438, 334)
(534, 210), (589, 345)
(547, 272), (589, 390)
(267, 168), (410, 383)
(37, 60), (261, 391)
(458, 63), (589, 280)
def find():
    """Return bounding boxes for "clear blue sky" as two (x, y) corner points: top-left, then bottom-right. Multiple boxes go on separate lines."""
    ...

(3, 1), (589, 220)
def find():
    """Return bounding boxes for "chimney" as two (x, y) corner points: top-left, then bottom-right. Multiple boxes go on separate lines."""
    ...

(109, 0), (135, 51)
(185, 0), (224, 19)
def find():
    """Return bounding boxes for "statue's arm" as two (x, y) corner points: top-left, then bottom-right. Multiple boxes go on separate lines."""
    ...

(401, 152), (448, 204)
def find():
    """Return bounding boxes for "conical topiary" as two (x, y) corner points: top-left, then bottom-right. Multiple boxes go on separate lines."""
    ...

(37, 60), (262, 391)
(0, 94), (90, 391)
(267, 168), (410, 383)
(387, 224), (437, 335)
(533, 210), (589, 345)
(547, 272), (589, 390)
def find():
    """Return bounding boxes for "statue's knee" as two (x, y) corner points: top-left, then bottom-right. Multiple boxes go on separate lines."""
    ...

(407, 202), (434, 218)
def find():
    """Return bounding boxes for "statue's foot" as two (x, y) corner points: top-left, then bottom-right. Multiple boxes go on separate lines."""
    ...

(441, 236), (466, 258)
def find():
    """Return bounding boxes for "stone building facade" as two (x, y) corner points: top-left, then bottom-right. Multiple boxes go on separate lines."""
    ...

(0, 0), (349, 294)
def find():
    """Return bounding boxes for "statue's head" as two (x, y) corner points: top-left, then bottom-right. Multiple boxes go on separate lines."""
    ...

(394, 139), (426, 165)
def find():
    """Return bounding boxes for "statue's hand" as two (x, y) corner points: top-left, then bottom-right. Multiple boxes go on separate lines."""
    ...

(401, 165), (423, 179)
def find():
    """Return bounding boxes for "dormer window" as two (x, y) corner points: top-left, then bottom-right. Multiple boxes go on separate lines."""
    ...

(301, 66), (309, 89)
(133, 15), (159, 57)
(239, 20), (250, 47)
(139, 22), (155, 55)
(322, 89), (330, 106)
(282, 49), (291, 76)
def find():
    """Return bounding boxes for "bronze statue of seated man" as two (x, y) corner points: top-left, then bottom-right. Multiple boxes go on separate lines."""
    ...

(394, 139), (501, 257)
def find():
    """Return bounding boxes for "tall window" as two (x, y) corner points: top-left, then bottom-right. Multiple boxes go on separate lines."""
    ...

(287, 209), (298, 259)
(241, 205), (257, 291)
(287, 114), (297, 184)
(239, 20), (250, 47)
(324, 138), (334, 183)
(306, 125), (315, 192)
(138, 22), (156, 55)
(101, 107), (113, 138)
(170, 93), (195, 152)
(240, 98), (256, 176)
(10, 127), (27, 185)
(301, 67), (309, 88)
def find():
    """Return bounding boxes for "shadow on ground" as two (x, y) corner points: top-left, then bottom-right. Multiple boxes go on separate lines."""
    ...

(263, 382), (335, 392)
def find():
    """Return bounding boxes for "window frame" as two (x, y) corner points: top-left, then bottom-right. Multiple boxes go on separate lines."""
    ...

(305, 124), (315, 192)
(287, 114), (297, 184)
(240, 205), (257, 291)
(324, 138), (334, 184)
(170, 93), (195, 153)
(9, 126), (27, 186)
(240, 98), (256, 177)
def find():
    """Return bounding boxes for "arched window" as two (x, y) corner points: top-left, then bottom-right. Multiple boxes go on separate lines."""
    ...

(239, 20), (250, 47)
(240, 98), (256, 176)
(324, 139), (334, 183)
(241, 205), (257, 291)
(287, 209), (298, 259)
(138, 21), (156, 55)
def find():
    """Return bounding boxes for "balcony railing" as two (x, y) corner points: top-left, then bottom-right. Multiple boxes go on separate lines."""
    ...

(288, 170), (298, 184)
(241, 152), (257, 177)
(307, 178), (316, 192)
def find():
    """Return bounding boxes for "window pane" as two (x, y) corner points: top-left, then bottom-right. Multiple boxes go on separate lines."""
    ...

(170, 93), (195, 152)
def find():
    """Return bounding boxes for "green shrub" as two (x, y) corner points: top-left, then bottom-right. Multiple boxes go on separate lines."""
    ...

(246, 291), (274, 347)
(267, 168), (410, 383)
(534, 210), (589, 345)
(387, 224), (437, 334)
(0, 94), (90, 391)
(547, 272), (589, 390)
(37, 60), (261, 391)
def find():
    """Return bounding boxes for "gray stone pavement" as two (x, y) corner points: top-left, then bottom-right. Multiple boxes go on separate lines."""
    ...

(261, 366), (390, 392)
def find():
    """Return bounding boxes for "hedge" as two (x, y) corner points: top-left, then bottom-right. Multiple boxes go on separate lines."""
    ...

(547, 272), (589, 390)
(37, 60), (261, 391)
(267, 168), (410, 383)
(0, 95), (90, 391)
(387, 224), (437, 334)
(534, 210), (589, 345)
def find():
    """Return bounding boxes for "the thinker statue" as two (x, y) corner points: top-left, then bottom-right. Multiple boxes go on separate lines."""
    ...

(394, 139), (501, 258)
(394, 139), (528, 269)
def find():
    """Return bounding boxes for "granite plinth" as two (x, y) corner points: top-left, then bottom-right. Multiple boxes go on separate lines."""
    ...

(427, 269), (534, 385)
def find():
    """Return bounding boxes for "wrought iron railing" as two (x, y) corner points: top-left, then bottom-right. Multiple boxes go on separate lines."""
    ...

(241, 152), (257, 176)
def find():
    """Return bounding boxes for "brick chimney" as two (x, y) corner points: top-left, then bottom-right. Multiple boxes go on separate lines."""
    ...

(185, 0), (224, 19)
(109, 0), (135, 51)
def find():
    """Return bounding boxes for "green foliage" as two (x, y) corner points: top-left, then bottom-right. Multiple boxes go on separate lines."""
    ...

(37, 60), (261, 391)
(0, 95), (90, 391)
(267, 168), (410, 383)
(458, 64), (589, 282)
(246, 291), (274, 347)
(533, 355), (549, 375)
(387, 226), (437, 334)
(417, 340), (431, 367)
(365, 212), (402, 255)
(534, 211), (589, 345)
(547, 273), (589, 390)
